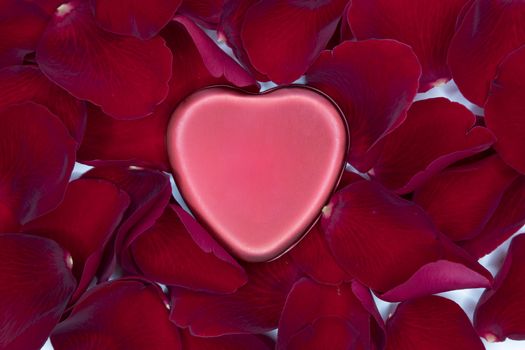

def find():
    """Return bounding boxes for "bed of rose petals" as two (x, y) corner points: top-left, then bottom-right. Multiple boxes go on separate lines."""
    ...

(1, 0), (525, 349)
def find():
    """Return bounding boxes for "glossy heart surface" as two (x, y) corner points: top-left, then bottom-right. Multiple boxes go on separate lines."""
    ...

(167, 86), (348, 261)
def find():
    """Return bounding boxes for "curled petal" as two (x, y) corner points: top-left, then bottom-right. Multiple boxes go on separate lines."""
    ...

(387, 296), (484, 350)
(0, 65), (86, 143)
(447, 0), (525, 106)
(181, 329), (274, 350)
(51, 278), (181, 350)
(305, 40), (421, 172)
(0, 102), (76, 231)
(371, 98), (495, 193)
(414, 155), (518, 241)
(36, 1), (172, 119)
(22, 178), (130, 301)
(278, 278), (384, 350)
(485, 45), (525, 174)
(128, 203), (247, 293)
(82, 165), (171, 281)
(178, 0), (224, 28)
(91, 0), (182, 39)
(0, 234), (76, 350)
(322, 181), (491, 299)
(460, 176), (525, 258)
(171, 255), (301, 336)
(348, 0), (470, 91)
(240, 0), (349, 83)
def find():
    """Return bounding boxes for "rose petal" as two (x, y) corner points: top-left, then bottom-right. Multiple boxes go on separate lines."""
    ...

(0, 234), (76, 350)
(305, 40), (421, 172)
(322, 181), (491, 299)
(348, 0), (470, 91)
(51, 278), (181, 350)
(82, 165), (171, 281)
(278, 278), (384, 350)
(36, 1), (172, 119)
(0, 102), (76, 231)
(0, 0), (49, 68)
(240, 0), (349, 83)
(22, 178), (130, 301)
(413, 155), (518, 241)
(91, 0), (182, 39)
(386, 296), (484, 350)
(178, 0), (224, 28)
(286, 318), (358, 350)
(485, 45), (525, 174)
(290, 223), (352, 285)
(371, 98), (495, 193)
(0, 65), (86, 143)
(181, 329), (274, 350)
(474, 234), (525, 342)
(460, 176), (525, 258)
(447, 0), (525, 106)
(171, 254), (301, 336)
(128, 203), (247, 293)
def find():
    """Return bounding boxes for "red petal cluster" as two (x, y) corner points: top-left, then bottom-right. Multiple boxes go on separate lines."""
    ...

(1, 0), (525, 349)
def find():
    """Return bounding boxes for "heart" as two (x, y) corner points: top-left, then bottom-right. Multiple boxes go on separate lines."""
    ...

(167, 86), (348, 262)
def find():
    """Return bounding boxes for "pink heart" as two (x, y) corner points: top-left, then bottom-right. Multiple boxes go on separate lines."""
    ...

(167, 86), (348, 261)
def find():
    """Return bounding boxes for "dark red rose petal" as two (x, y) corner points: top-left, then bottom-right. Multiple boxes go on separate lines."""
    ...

(413, 155), (518, 241)
(485, 45), (525, 174)
(337, 170), (364, 190)
(447, 0), (525, 106)
(286, 318), (358, 350)
(474, 234), (525, 342)
(290, 223), (352, 286)
(91, 0), (182, 39)
(322, 181), (491, 300)
(22, 178), (130, 301)
(0, 234), (76, 350)
(386, 296), (484, 350)
(240, 0), (349, 84)
(171, 254), (302, 336)
(181, 329), (274, 350)
(371, 98), (495, 193)
(278, 278), (384, 350)
(128, 203), (247, 293)
(460, 176), (525, 258)
(0, 0), (49, 68)
(36, 1), (172, 119)
(178, 0), (224, 28)
(348, 0), (470, 91)
(51, 278), (181, 350)
(0, 65), (86, 143)
(82, 166), (171, 281)
(305, 40), (421, 172)
(0, 102), (76, 231)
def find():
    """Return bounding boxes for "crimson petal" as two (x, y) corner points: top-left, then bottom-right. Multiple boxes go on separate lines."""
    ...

(371, 98), (495, 193)
(305, 40), (421, 172)
(0, 65), (86, 143)
(36, 1), (172, 119)
(474, 234), (525, 342)
(278, 278), (384, 350)
(485, 45), (525, 174)
(128, 203), (247, 293)
(91, 0), (182, 39)
(240, 0), (349, 84)
(348, 0), (470, 91)
(51, 278), (181, 350)
(171, 254), (301, 335)
(447, 0), (525, 106)
(413, 155), (518, 241)
(386, 296), (484, 350)
(0, 102), (76, 231)
(82, 165), (171, 281)
(0, 234), (76, 350)
(322, 181), (491, 300)
(22, 178), (130, 301)
(178, 0), (224, 28)
(181, 329), (274, 350)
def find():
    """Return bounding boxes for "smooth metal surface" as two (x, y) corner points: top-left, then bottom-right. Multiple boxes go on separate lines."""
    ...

(167, 86), (348, 262)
